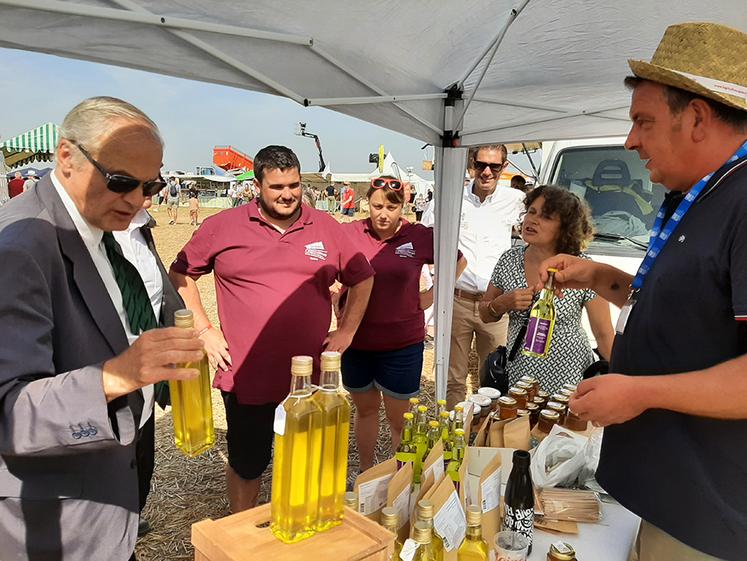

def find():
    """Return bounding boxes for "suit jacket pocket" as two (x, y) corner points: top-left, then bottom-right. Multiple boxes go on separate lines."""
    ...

(0, 467), (82, 499)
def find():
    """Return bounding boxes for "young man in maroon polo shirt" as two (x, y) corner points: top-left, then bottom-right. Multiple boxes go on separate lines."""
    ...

(170, 145), (374, 512)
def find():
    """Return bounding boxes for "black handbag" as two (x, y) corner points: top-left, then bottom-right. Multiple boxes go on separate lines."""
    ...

(481, 322), (528, 395)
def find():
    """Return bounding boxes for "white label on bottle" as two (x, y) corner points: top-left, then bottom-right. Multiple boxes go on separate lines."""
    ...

(273, 404), (286, 436)
(489, 550), (496, 561)
(423, 454), (444, 484)
(357, 474), (393, 515)
(553, 541), (573, 554)
(433, 490), (466, 552)
(392, 487), (410, 530)
(480, 469), (501, 513)
(399, 538), (419, 561)
(503, 504), (533, 545)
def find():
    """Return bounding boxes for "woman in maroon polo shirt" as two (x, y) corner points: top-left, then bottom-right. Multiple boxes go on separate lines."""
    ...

(339, 176), (467, 471)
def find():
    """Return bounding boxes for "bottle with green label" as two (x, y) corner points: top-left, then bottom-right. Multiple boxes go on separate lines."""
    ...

(523, 268), (557, 358)
(396, 412), (417, 470)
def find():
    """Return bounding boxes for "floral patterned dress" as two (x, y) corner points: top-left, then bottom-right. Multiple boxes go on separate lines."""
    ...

(490, 246), (597, 394)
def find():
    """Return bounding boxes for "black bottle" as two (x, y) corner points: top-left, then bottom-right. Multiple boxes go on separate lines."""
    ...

(502, 450), (534, 552)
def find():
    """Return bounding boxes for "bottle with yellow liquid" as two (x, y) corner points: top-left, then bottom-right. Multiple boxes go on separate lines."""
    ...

(446, 428), (466, 485)
(270, 356), (323, 543)
(169, 309), (215, 457)
(427, 420), (441, 454)
(415, 500), (444, 561)
(436, 399), (447, 417)
(314, 351), (351, 531)
(408, 521), (437, 561)
(439, 411), (453, 466)
(396, 412), (417, 470)
(413, 405), (429, 484)
(523, 268), (557, 358)
(380, 507), (404, 561)
(457, 506), (489, 561)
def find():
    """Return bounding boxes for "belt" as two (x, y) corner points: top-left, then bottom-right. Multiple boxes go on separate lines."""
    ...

(454, 288), (484, 302)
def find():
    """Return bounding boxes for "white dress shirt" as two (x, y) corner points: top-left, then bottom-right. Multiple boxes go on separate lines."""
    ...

(51, 172), (159, 427)
(423, 181), (524, 293)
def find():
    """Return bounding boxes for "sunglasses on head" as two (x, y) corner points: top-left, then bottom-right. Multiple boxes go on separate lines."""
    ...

(371, 177), (403, 191)
(473, 160), (506, 174)
(72, 141), (166, 196)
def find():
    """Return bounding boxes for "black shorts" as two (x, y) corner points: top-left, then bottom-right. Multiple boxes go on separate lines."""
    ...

(222, 392), (277, 480)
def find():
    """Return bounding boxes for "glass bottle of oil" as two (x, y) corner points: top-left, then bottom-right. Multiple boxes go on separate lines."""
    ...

(270, 356), (323, 543)
(409, 521), (437, 561)
(169, 309), (215, 457)
(439, 411), (453, 466)
(452, 404), (464, 437)
(523, 268), (557, 358)
(396, 412), (417, 470)
(409, 397), (421, 416)
(446, 428), (466, 484)
(457, 506), (489, 560)
(381, 506), (404, 561)
(313, 351), (351, 531)
(413, 405), (429, 484)
(415, 500), (444, 561)
(436, 399), (447, 417)
(427, 420), (441, 454)
(345, 491), (358, 510)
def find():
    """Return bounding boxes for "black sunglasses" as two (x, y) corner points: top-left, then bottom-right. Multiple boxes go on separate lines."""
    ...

(473, 160), (506, 174)
(72, 142), (166, 196)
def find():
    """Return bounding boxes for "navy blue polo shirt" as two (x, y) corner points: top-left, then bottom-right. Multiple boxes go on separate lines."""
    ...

(600, 155), (747, 561)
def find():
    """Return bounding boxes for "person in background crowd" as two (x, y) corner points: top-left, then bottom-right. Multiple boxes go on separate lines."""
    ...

(170, 145), (374, 513)
(338, 176), (466, 470)
(158, 182), (168, 206)
(541, 22), (747, 561)
(166, 177), (181, 224)
(414, 192), (427, 222)
(510, 174), (528, 193)
(325, 182), (337, 213)
(423, 144), (525, 408)
(0, 96), (203, 561)
(480, 185), (614, 392)
(188, 184), (200, 226)
(22, 170), (37, 192)
(340, 180), (355, 218)
(8, 171), (24, 199)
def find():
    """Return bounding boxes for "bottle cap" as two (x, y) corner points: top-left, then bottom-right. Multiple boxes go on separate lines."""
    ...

(549, 541), (577, 560)
(417, 405), (428, 414)
(429, 420), (440, 429)
(517, 409), (529, 417)
(547, 267), (558, 274)
(547, 401), (566, 413)
(320, 351), (341, 370)
(551, 393), (570, 404)
(454, 428), (465, 437)
(466, 505), (482, 526)
(498, 396), (518, 408)
(437, 399), (446, 406)
(439, 411), (450, 419)
(380, 506), (398, 527)
(413, 521), (432, 544)
(173, 309), (194, 328)
(468, 394), (491, 408)
(526, 403), (540, 412)
(512, 449), (531, 467)
(477, 387), (501, 399)
(508, 387), (528, 398)
(290, 355), (313, 376)
(454, 404), (464, 413)
(409, 397), (420, 405)
(344, 491), (357, 508)
(417, 499), (434, 520)
(563, 383), (578, 393)
(403, 412), (414, 420)
(540, 409), (561, 421)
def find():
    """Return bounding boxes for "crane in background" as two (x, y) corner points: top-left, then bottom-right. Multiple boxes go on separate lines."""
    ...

(296, 122), (326, 173)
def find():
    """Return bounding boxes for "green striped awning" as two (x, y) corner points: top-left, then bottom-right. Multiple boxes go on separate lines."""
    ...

(1, 123), (59, 169)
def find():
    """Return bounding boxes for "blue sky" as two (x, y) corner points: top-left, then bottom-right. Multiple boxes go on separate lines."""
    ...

(0, 47), (439, 177)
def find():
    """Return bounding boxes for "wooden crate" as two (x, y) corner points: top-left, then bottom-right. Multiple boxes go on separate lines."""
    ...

(192, 504), (394, 561)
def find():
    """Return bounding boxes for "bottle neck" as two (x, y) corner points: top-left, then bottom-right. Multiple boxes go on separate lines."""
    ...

(466, 524), (483, 540)
(542, 272), (556, 293)
(319, 367), (340, 391)
(290, 374), (313, 396)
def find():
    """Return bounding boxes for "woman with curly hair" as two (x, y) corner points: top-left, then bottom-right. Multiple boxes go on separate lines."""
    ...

(480, 185), (614, 391)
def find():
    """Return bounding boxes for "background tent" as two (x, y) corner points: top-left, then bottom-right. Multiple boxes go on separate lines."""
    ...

(1, 123), (59, 169)
(1, 1), (743, 397)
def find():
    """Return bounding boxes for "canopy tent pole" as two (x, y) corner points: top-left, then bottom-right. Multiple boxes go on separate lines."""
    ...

(433, 86), (467, 402)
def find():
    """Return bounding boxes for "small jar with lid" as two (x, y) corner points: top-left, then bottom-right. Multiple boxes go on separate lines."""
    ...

(498, 395), (518, 420)
(468, 394), (492, 418)
(551, 393), (570, 407)
(537, 389), (550, 402)
(517, 409), (530, 423)
(547, 541), (577, 561)
(547, 400), (567, 424)
(558, 388), (575, 399)
(526, 402), (540, 428)
(477, 386), (501, 411)
(562, 383), (578, 394)
(562, 409), (588, 432)
(538, 409), (561, 434)
(532, 395), (548, 410)
(507, 387), (528, 409)
(515, 380), (536, 401)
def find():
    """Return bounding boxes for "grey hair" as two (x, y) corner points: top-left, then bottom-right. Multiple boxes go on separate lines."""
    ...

(58, 96), (163, 161)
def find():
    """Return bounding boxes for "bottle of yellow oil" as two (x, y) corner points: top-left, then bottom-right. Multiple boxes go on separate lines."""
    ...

(414, 499), (444, 561)
(313, 351), (351, 531)
(270, 356), (323, 543)
(169, 309), (215, 457)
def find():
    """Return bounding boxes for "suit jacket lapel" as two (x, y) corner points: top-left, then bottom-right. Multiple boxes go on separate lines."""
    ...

(37, 177), (129, 355)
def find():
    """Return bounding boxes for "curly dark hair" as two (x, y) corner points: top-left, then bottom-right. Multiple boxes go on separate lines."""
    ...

(524, 185), (594, 255)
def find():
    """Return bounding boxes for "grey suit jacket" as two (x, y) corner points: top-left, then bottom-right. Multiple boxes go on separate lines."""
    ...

(0, 175), (167, 560)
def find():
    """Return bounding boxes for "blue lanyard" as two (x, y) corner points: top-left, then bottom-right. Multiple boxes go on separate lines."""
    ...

(631, 141), (747, 291)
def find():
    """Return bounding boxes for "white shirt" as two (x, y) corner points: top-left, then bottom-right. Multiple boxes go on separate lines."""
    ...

(51, 172), (157, 427)
(423, 181), (524, 293)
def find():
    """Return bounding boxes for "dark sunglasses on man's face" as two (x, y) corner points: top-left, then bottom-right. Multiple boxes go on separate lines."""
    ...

(72, 141), (166, 196)
(473, 160), (506, 174)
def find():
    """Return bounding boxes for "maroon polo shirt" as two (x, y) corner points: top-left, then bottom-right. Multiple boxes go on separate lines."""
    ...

(8, 177), (24, 199)
(341, 219), (440, 352)
(171, 201), (374, 405)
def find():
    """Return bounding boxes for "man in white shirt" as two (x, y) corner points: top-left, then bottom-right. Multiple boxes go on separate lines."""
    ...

(424, 144), (524, 407)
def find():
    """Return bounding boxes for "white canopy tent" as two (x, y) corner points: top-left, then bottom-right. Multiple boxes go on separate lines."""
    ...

(0, 0), (743, 398)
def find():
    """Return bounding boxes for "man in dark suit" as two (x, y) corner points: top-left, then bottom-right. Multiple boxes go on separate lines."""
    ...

(0, 96), (204, 561)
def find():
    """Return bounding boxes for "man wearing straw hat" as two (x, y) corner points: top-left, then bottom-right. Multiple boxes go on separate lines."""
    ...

(540, 22), (747, 561)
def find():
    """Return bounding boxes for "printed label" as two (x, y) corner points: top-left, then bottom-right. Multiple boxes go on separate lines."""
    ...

(480, 470), (501, 513)
(553, 541), (573, 554)
(304, 241), (328, 261)
(392, 487), (410, 530)
(273, 404), (286, 436)
(399, 538), (419, 561)
(357, 474), (393, 515)
(503, 504), (533, 546)
(523, 317), (551, 354)
(433, 490), (466, 552)
(395, 242), (416, 258)
(423, 454), (444, 484)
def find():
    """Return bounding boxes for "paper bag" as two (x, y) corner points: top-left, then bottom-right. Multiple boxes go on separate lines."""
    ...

(410, 469), (437, 531)
(476, 451), (502, 546)
(354, 457), (397, 522)
(430, 474), (467, 560)
(473, 413), (493, 447)
(386, 462), (413, 544)
(422, 440), (445, 485)
(488, 417), (510, 448)
(503, 415), (531, 450)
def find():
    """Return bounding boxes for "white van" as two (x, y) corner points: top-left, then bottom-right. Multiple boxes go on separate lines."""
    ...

(538, 137), (668, 341)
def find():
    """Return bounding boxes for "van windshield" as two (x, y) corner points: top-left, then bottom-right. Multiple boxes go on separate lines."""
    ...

(548, 146), (668, 250)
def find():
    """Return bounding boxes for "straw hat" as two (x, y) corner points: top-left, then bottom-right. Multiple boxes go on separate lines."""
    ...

(628, 22), (747, 112)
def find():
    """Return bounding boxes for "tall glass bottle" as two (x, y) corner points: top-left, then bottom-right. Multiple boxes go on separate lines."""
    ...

(439, 411), (453, 464)
(270, 356), (323, 543)
(169, 309), (215, 457)
(314, 351), (351, 531)
(396, 412), (417, 470)
(446, 428), (465, 484)
(523, 268), (557, 358)
(409, 397), (421, 415)
(415, 500), (444, 561)
(502, 450), (534, 553)
(427, 420), (441, 454)
(412, 521), (437, 561)
(413, 405), (429, 484)
(381, 506), (404, 561)
(436, 399), (447, 417)
(452, 405), (465, 436)
(457, 506), (489, 561)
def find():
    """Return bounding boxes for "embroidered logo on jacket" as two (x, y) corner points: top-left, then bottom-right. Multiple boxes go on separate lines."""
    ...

(395, 242), (416, 258)
(304, 241), (328, 261)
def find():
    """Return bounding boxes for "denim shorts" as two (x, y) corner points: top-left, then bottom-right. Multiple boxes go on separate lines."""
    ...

(341, 342), (424, 399)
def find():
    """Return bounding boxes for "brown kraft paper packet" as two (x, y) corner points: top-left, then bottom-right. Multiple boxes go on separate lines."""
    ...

(354, 457), (397, 523)
(386, 462), (413, 544)
(430, 473), (467, 561)
(476, 451), (502, 547)
(503, 415), (531, 450)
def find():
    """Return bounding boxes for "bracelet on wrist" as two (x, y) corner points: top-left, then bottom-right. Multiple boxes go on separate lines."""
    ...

(488, 301), (501, 319)
(198, 325), (213, 337)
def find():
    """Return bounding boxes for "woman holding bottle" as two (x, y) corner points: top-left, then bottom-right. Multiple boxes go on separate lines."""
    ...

(339, 176), (466, 471)
(480, 185), (614, 392)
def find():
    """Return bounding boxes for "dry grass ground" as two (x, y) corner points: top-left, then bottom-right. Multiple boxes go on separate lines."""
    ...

(136, 203), (478, 560)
